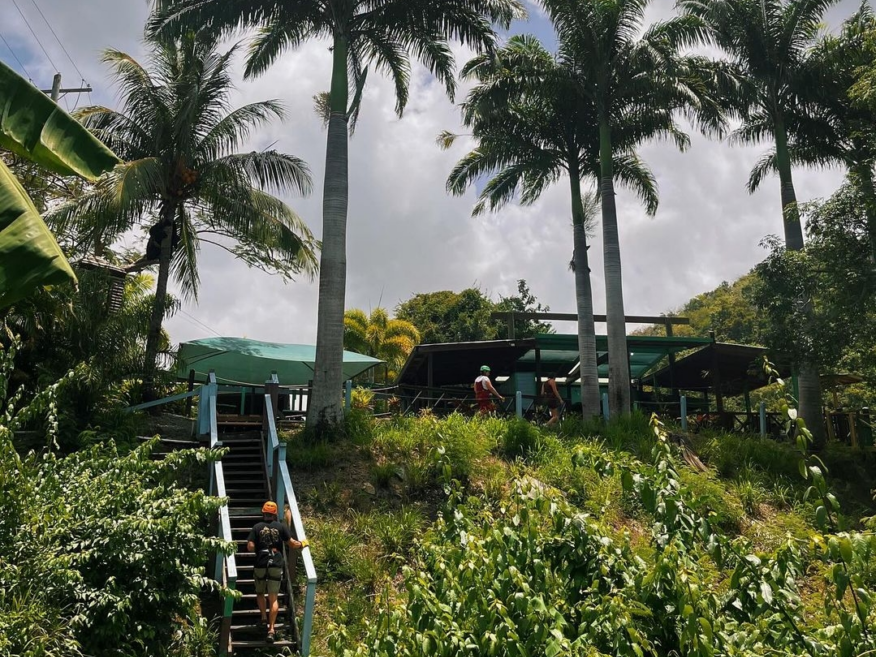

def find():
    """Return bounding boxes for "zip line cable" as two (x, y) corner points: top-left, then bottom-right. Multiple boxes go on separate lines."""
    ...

(0, 31), (34, 80)
(28, 0), (86, 81)
(10, 0), (59, 72)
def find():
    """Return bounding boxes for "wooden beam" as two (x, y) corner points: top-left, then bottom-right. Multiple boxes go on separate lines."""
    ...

(490, 311), (690, 325)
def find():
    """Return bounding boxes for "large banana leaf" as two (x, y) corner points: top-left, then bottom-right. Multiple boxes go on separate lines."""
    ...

(0, 160), (76, 307)
(0, 60), (121, 309)
(0, 60), (120, 179)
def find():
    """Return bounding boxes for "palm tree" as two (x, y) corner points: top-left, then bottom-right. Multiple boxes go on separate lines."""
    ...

(540, 0), (727, 416)
(746, 6), (876, 265)
(49, 33), (317, 396)
(149, 0), (523, 429)
(343, 307), (420, 382)
(680, 0), (835, 442)
(442, 35), (659, 419)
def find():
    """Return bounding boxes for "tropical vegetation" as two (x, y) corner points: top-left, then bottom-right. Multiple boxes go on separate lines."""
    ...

(343, 308), (420, 382)
(3, 0), (876, 656)
(396, 281), (552, 344)
(535, 0), (727, 417)
(148, 0), (525, 430)
(0, 60), (119, 308)
(443, 33), (664, 417)
(49, 32), (317, 395)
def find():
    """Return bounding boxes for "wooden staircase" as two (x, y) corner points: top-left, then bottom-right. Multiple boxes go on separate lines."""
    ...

(221, 430), (296, 652)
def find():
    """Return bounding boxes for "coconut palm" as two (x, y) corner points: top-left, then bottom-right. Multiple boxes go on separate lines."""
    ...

(49, 33), (317, 395)
(343, 307), (420, 382)
(442, 35), (660, 419)
(149, 0), (523, 428)
(679, 0), (834, 441)
(540, 0), (727, 416)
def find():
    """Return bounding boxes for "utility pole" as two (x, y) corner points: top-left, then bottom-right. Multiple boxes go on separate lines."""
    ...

(40, 73), (92, 102)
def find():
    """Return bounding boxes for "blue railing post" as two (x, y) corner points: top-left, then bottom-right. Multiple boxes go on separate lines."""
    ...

(602, 393), (609, 421)
(759, 401), (767, 437)
(680, 395), (688, 432)
(276, 442), (287, 513)
(515, 391), (523, 418)
(345, 380), (353, 412)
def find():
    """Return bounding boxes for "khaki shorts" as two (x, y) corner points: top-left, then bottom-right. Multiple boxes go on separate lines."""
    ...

(254, 567), (283, 594)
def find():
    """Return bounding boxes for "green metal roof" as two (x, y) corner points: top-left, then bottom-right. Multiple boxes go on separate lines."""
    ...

(176, 337), (382, 386)
(523, 334), (714, 380)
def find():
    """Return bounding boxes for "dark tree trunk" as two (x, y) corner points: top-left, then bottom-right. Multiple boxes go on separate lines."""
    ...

(142, 201), (176, 400)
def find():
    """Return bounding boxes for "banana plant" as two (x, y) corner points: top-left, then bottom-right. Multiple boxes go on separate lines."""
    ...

(0, 60), (120, 309)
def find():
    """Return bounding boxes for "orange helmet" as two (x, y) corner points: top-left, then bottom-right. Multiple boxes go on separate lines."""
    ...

(262, 501), (278, 515)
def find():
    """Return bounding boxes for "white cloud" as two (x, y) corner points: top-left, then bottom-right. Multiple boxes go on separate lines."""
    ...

(0, 0), (857, 348)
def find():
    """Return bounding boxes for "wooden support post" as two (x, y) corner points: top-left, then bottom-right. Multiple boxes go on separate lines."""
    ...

(507, 311), (516, 340)
(849, 412), (859, 448)
(709, 331), (724, 415)
(681, 396), (688, 432)
(427, 353), (434, 390)
(666, 322), (680, 403)
(186, 369), (196, 417)
(759, 401), (766, 437)
(535, 348), (542, 392)
(516, 391), (523, 419)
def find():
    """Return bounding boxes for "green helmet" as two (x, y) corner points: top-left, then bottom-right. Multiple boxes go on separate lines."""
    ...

(480, 365), (491, 373)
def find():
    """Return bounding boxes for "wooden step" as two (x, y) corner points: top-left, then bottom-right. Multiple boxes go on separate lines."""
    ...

(233, 638), (295, 649)
(232, 607), (287, 618)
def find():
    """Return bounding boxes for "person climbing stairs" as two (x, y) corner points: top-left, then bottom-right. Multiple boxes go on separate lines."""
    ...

(220, 431), (298, 652)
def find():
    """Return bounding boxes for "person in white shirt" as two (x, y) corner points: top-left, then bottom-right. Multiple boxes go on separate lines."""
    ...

(473, 365), (504, 414)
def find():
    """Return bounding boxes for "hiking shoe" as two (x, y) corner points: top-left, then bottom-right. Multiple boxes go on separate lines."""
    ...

(266, 631), (275, 644)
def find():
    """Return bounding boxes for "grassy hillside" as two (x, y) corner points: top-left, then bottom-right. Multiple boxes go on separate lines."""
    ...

(285, 411), (876, 657)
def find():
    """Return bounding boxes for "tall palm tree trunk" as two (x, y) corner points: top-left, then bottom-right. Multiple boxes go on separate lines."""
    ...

(308, 35), (350, 431)
(852, 162), (876, 266)
(775, 120), (825, 446)
(143, 202), (176, 399)
(598, 121), (631, 416)
(569, 169), (601, 418)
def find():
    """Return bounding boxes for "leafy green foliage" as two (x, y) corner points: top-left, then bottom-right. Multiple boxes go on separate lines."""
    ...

(0, 338), (231, 656)
(1, 269), (176, 446)
(396, 281), (551, 344)
(343, 309), (419, 382)
(324, 403), (876, 657)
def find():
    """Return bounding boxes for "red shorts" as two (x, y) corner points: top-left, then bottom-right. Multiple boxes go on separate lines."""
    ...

(477, 398), (495, 413)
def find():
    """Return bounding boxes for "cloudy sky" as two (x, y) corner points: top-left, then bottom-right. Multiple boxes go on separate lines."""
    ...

(1, 0), (861, 344)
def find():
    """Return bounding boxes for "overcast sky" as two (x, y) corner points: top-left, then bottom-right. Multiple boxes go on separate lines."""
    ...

(1, 0), (861, 344)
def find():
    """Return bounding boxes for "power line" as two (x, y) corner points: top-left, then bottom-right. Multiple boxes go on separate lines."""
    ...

(0, 31), (33, 80)
(178, 309), (223, 337)
(28, 0), (85, 80)
(10, 0), (59, 72)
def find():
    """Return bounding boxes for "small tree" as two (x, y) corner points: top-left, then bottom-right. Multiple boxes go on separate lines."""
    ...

(343, 308), (420, 382)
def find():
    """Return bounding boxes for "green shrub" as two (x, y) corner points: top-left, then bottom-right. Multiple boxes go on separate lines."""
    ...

(500, 418), (542, 459)
(311, 520), (359, 581)
(0, 436), (228, 657)
(370, 462), (398, 489)
(357, 506), (425, 557)
(678, 468), (745, 532)
(289, 441), (338, 471)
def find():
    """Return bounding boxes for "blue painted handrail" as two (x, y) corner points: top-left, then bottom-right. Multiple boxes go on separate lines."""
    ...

(263, 376), (317, 657)
(205, 372), (238, 656)
(126, 388), (201, 413)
